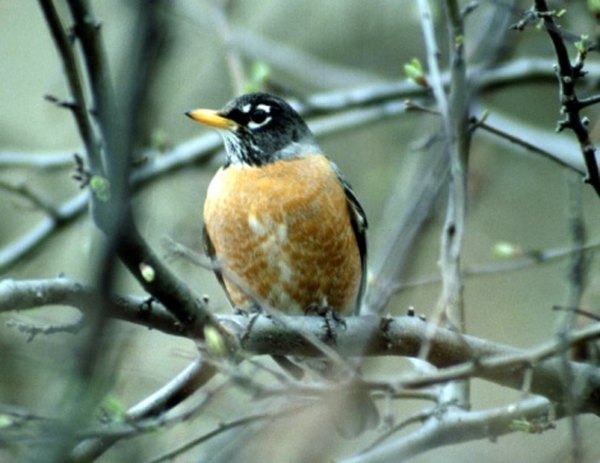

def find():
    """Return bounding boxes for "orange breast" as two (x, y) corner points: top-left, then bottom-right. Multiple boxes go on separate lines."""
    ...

(203, 154), (361, 314)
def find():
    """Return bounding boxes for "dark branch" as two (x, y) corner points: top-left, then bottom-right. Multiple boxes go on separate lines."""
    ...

(531, 0), (600, 196)
(37, 0), (102, 172)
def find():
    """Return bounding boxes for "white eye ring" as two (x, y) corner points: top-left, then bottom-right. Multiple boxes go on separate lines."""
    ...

(248, 116), (272, 130)
(247, 106), (272, 129)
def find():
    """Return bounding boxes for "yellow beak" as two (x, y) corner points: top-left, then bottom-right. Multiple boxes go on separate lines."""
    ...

(185, 108), (238, 130)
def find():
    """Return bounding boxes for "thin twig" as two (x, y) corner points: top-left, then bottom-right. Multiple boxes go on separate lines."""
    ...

(147, 414), (271, 463)
(390, 239), (600, 293)
(147, 402), (315, 463)
(470, 113), (579, 172)
(0, 180), (63, 220)
(5, 316), (85, 342)
(553, 305), (600, 322)
(417, 0), (449, 117)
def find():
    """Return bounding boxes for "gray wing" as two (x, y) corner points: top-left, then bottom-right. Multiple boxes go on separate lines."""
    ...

(330, 161), (368, 315)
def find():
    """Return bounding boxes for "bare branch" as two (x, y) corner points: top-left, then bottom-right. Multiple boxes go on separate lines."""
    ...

(147, 404), (313, 463)
(37, 0), (102, 171)
(392, 239), (600, 293)
(0, 191), (88, 271)
(65, 0), (116, 173)
(0, 277), (182, 335)
(470, 113), (580, 173)
(4, 277), (600, 414)
(0, 180), (63, 220)
(439, 0), (470, 331)
(344, 397), (554, 463)
(5, 316), (84, 342)
(531, 0), (600, 196)
(416, 0), (471, 412)
(70, 355), (218, 462)
(0, 151), (75, 169)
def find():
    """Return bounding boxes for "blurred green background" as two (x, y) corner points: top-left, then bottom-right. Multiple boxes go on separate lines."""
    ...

(1, 1), (600, 461)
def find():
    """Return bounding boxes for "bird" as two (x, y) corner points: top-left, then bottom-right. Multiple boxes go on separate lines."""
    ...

(186, 92), (367, 317)
(186, 92), (377, 436)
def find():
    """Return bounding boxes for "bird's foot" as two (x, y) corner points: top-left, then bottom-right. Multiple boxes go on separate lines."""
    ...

(305, 304), (346, 344)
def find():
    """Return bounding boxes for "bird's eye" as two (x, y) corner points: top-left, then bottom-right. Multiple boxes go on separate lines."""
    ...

(249, 108), (268, 125)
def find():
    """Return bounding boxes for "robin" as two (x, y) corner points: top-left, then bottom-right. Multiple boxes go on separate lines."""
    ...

(186, 92), (367, 317)
(186, 92), (376, 436)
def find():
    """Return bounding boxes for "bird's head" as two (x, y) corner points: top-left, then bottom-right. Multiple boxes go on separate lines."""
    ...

(186, 92), (320, 167)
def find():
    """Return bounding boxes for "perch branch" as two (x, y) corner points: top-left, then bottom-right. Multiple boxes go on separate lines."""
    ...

(3, 278), (600, 414)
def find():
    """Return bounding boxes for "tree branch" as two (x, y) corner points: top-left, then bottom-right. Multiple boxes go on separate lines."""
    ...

(65, 0), (116, 174)
(417, 0), (471, 412)
(344, 397), (554, 463)
(532, 0), (600, 196)
(439, 0), (470, 332)
(37, 0), (102, 171)
(391, 239), (600, 293)
(4, 277), (600, 415)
